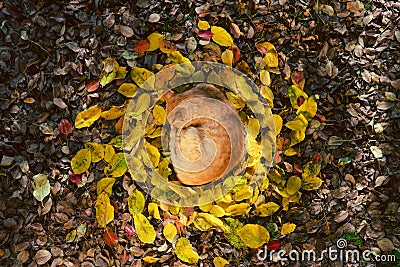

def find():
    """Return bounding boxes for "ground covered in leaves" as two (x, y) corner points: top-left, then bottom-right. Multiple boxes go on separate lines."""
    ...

(0, 0), (400, 266)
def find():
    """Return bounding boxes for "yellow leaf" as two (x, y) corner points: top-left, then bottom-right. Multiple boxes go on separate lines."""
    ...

(302, 177), (323, 190)
(225, 203), (251, 216)
(221, 49), (234, 66)
(101, 105), (126, 120)
(199, 202), (213, 212)
(197, 213), (224, 228)
(284, 147), (298, 156)
(157, 157), (172, 179)
(257, 42), (276, 53)
(253, 202), (280, 217)
(297, 96), (317, 120)
(260, 85), (274, 108)
(263, 51), (279, 69)
(133, 213), (156, 244)
(75, 106), (102, 129)
(152, 105), (166, 125)
(99, 58), (119, 87)
(285, 113), (308, 132)
(209, 205), (226, 217)
(260, 70), (271, 86)
(85, 142), (104, 162)
(130, 67), (154, 87)
(290, 130), (306, 146)
(148, 203), (161, 220)
(147, 32), (164, 51)
(273, 114), (283, 135)
(281, 222), (296, 235)
(163, 222), (177, 243)
(234, 185), (253, 202)
(32, 174), (50, 202)
(71, 148), (91, 174)
(145, 142), (160, 167)
(288, 85), (308, 109)
(159, 40), (177, 54)
(95, 192), (114, 228)
(118, 83), (138, 98)
(302, 161), (321, 179)
(104, 152), (128, 177)
(115, 66), (127, 80)
(193, 217), (213, 231)
(211, 26), (233, 47)
(213, 257), (229, 267)
(223, 218), (245, 248)
(97, 178), (115, 196)
(275, 187), (289, 197)
(168, 51), (191, 64)
(103, 144), (115, 163)
(216, 194), (234, 209)
(143, 256), (159, 263)
(238, 224), (270, 248)
(286, 176), (302, 195)
(130, 93), (151, 118)
(128, 189), (145, 215)
(268, 166), (285, 184)
(198, 20), (210, 30)
(245, 118), (260, 139)
(226, 91), (246, 109)
(175, 237), (199, 264)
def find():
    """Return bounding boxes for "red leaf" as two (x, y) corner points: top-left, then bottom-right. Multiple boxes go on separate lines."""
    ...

(198, 30), (213, 39)
(297, 95), (305, 107)
(293, 164), (302, 175)
(110, 200), (119, 213)
(59, 119), (73, 135)
(86, 81), (100, 92)
(267, 240), (281, 251)
(312, 153), (322, 165)
(124, 225), (136, 236)
(69, 170), (82, 185)
(256, 45), (267, 55)
(133, 40), (150, 55)
(184, 207), (194, 217)
(292, 72), (304, 85)
(315, 113), (326, 123)
(228, 45), (241, 64)
(119, 249), (129, 265)
(104, 228), (118, 247)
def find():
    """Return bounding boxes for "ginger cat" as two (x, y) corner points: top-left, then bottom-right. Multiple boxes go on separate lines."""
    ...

(164, 83), (245, 186)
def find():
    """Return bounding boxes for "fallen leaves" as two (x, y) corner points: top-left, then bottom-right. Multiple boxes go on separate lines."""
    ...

(238, 224), (270, 248)
(133, 213), (156, 244)
(75, 105), (102, 129)
(211, 26), (233, 47)
(95, 192), (114, 228)
(32, 174), (50, 202)
(175, 237), (199, 264)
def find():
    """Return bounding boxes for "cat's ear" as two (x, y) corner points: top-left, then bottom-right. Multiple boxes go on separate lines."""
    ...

(164, 91), (174, 102)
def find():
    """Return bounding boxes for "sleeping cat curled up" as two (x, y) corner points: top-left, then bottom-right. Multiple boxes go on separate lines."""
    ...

(164, 83), (245, 186)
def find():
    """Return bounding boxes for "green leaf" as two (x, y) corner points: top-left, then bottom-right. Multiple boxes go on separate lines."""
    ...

(32, 174), (50, 202)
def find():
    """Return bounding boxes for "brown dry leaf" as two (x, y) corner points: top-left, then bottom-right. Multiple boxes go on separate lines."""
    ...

(35, 250), (52, 265)
(149, 13), (161, 22)
(120, 25), (134, 37)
